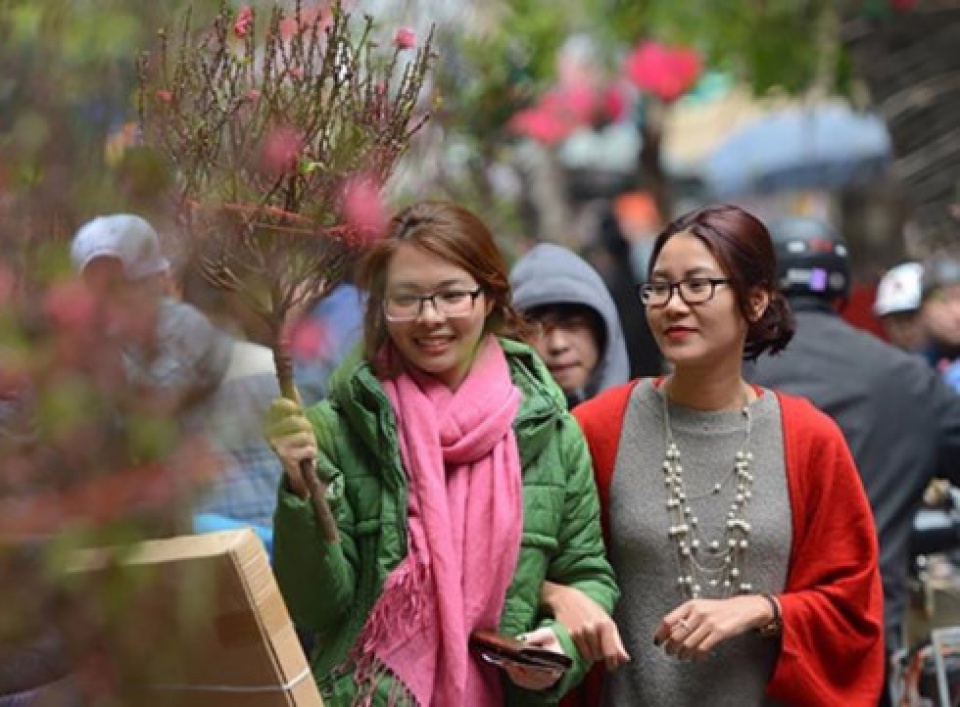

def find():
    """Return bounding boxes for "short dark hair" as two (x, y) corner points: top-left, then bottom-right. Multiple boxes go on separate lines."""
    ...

(648, 204), (795, 360)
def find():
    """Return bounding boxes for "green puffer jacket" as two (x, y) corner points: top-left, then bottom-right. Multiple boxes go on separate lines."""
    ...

(273, 337), (619, 706)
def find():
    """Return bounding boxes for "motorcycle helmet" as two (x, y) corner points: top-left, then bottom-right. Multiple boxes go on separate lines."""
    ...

(769, 217), (850, 302)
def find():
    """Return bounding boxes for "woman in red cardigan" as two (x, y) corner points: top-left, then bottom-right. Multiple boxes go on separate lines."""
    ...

(547, 204), (884, 706)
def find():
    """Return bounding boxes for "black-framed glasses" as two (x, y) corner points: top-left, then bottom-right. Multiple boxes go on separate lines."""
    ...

(637, 278), (731, 307)
(384, 287), (483, 322)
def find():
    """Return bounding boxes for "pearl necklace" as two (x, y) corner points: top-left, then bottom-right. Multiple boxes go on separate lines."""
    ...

(661, 386), (755, 600)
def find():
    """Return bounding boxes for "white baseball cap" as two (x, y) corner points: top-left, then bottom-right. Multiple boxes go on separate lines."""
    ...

(70, 214), (170, 280)
(874, 262), (922, 317)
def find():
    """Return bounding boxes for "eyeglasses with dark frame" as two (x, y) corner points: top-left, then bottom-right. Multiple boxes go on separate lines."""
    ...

(637, 278), (732, 307)
(384, 287), (484, 322)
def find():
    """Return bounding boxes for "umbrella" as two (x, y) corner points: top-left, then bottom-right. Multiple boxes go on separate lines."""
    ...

(703, 104), (892, 197)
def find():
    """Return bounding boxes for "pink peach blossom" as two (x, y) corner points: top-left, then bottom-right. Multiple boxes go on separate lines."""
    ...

(260, 125), (304, 175)
(288, 318), (329, 361)
(234, 6), (254, 38)
(394, 27), (416, 50)
(508, 107), (577, 146)
(155, 89), (173, 103)
(342, 176), (387, 242)
(624, 41), (702, 103)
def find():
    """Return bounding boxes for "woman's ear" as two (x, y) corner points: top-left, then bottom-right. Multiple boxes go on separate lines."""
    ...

(748, 287), (771, 323)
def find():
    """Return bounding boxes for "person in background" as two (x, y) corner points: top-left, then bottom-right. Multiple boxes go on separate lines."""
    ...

(510, 243), (629, 408)
(550, 205), (883, 706)
(919, 255), (960, 373)
(177, 255), (283, 545)
(874, 261), (926, 352)
(586, 193), (663, 378)
(266, 201), (619, 706)
(70, 214), (233, 429)
(745, 217), (960, 706)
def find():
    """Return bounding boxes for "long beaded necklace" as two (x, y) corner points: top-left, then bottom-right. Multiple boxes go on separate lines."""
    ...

(661, 384), (755, 600)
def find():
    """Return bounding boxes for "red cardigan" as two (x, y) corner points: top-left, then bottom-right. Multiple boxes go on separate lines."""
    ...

(564, 381), (884, 707)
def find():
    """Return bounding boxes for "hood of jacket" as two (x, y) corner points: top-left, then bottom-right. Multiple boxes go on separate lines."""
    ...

(510, 243), (630, 400)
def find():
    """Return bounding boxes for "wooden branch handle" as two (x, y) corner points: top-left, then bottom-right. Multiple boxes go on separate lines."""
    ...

(299, 458), (340, 544)
(275, 347), (340, 544)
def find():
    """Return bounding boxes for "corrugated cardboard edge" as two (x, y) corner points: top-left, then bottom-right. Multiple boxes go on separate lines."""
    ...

(70, 529), (323, 706)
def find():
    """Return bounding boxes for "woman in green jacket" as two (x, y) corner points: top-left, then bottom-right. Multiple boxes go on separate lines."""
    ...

(268, 201), (619, 707)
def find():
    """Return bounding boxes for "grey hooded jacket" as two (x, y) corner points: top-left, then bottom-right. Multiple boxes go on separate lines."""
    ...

(510, 243), (630, 404)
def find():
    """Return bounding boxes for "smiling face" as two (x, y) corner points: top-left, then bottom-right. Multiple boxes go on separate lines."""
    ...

(646, 232), (754, 373)
(384, 242), (492, 389)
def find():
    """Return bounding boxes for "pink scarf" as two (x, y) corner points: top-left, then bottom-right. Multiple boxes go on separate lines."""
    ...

(352, 336), (524, 706)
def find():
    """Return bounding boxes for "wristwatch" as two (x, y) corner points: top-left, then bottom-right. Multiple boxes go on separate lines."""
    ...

(757, 593), (783, 638)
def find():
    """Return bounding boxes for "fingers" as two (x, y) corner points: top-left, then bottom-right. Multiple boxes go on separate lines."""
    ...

(518, 627), (560, 650)
(502, 662), (563, 691)
(572, 621), (631, 669)
(265, 397), (317, 495)
(656, 611), (720, 662)
(599, 623), (632, 670)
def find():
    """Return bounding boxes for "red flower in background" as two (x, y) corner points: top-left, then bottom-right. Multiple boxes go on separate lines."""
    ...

(394, 27), (417, 50)
(234, 6), (254, 38)
(154, 89), (173, 103)
(287, 318), (329, 361)
(259, 125), (305, 175)
(509, 108), (577, 146)
(342, 175), (387, 243)
(43, 280), (97, 332)
(624, 41), (701, 103)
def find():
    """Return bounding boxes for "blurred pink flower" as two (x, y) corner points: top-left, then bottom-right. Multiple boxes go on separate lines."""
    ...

(289, 67), (305, 80)
(542, 82), (597, 125)
(288, 318), (329, 361)
(245, 89), (261, 102)
(394, 27), (416, 50)
(342, 176), (387, 243)
(508, 107), (577, 146)
(154, 89), (173, 103)
(234, 6), (254, 38)
(259, 125), (304, 175)
(624, 41), (701, 103)
(602, 84), (629, 123)
(42, 280), (97, 331)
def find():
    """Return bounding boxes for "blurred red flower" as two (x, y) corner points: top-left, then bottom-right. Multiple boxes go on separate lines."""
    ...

(288, 318), (329, 361)
(259, 125), (304, 175)
(342, 175), (387, 243)
(234, 6), (254, 38)
(394, 27), (417, 50)
(624, 41), (701, 103)
(508, 107), (576, 146)
(154, 89), (173, 103)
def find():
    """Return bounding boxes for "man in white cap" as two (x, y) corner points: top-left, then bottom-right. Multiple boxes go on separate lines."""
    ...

(70, 213), (232, 422)
(874, 261), (926, 353)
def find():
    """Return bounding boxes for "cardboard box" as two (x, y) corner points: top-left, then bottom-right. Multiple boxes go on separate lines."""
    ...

(69, 529), (323, 707)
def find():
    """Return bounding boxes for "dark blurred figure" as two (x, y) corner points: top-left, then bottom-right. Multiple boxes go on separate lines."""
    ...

(588, 195), (662, 377)
(745, 217), (960, 707)
(920, 255), (960, 372)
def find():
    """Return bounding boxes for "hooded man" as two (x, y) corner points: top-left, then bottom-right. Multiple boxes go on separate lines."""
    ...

(510, 243), (630, 408)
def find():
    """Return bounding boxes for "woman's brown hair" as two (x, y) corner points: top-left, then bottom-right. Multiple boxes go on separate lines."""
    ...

(355, 201), (527, 376)
(648, 204), (795, 360)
